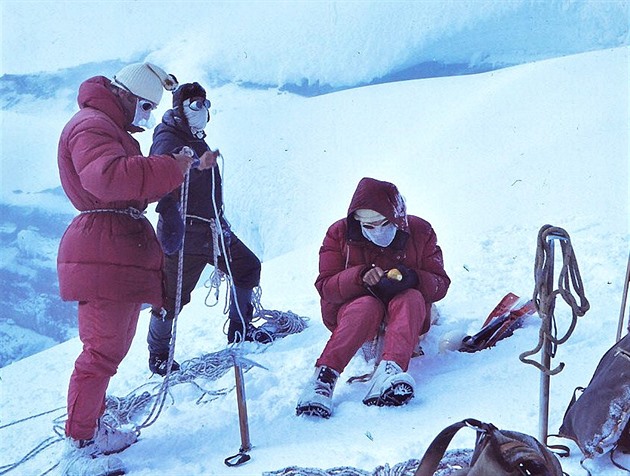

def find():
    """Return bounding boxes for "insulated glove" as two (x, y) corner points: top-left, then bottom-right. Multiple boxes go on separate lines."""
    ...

(369, 264), (419, 305)
(156, 195), (184, 255)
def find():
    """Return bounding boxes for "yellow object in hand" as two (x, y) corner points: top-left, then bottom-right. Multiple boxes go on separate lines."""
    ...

(386, 268), (403, 281)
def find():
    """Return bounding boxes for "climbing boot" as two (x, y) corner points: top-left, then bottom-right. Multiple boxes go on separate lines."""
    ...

(362, 360), (415, 407)
(296, 365), (340, 418)
(148, 353), (180, 376)
(92, 419), (138, 455)
(227, 320), (273, 344)
(60, 438), (126, 476)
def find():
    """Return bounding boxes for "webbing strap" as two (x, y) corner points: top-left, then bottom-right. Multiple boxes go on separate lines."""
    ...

(414, 418), (484, 476)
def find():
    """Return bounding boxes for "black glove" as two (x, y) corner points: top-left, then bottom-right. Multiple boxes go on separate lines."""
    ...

(156, 195), (184, 255)
(369, 264), (419, 305)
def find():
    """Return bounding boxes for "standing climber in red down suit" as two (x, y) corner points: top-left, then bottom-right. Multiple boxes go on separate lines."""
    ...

(296, 177), (450, 418)
(56, 62), (214, 476)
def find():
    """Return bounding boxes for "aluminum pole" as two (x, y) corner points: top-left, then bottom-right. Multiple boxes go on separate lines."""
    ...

(538, 238), (555, 445)
(616, 251), (630, 342)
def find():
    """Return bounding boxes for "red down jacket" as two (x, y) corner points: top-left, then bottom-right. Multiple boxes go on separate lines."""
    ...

(315, 177), (450, 332)
(57, 76), (184, 305)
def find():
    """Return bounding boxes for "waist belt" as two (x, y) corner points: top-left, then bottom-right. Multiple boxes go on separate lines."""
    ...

(79, 206), (146, 219)
(185, 215), (218, 227)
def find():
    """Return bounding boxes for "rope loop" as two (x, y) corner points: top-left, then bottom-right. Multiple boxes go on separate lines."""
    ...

(78, 206), (146, 220)
(519, 225), (590, 374)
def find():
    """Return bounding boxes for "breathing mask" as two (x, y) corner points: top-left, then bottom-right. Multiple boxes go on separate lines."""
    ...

(361, 221), (397, 247)
(132, 98), (157, 129)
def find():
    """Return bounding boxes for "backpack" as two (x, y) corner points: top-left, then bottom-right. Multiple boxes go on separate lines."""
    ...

(415, 418), (563, 476)
(558, 332), (630, 464)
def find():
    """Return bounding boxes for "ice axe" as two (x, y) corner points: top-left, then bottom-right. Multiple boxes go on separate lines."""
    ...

(224, 353), (267, 467)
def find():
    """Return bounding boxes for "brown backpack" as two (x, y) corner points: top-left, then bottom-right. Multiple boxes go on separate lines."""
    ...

(558, 332), (630, 466)
(415, 418), (563, 476)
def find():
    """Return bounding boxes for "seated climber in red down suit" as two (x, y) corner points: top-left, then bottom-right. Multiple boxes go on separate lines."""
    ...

(296, 177), (450, 418)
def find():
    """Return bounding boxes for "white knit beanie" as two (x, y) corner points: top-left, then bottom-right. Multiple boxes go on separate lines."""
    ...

(354, 209), (386, 223)
(112, 62), (178, 104)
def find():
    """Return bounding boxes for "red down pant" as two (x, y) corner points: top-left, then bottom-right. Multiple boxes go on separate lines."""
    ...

(316, 288), (426, 373)
(65, 300), (141, 440)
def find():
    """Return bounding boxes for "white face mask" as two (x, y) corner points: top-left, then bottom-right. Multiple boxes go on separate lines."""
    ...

(361, 222), (397, 247)
(183, 100), (209, 134)
(132, 99), (156, 129)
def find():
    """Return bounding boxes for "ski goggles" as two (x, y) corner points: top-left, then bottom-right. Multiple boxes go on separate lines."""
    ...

(360, 218), (390, 230)
(188, 98), (211, 111)
(138, 99), (158, 111)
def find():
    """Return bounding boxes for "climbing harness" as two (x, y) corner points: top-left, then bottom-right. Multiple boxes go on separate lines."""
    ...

(519, 224), (589, 446)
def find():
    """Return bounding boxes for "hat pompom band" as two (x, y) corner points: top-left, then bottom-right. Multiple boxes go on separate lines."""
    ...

(163, 74), (178, 91)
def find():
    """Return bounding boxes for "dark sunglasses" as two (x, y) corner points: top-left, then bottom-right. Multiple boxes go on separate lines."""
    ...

(138, 99), (157, 111)
(188, 98), (211, 111)
(360, 219), (390, 230)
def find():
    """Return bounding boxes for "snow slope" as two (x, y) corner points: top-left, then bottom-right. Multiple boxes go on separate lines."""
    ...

(1, 0), (629, 366)
(1, 46), (628, 475)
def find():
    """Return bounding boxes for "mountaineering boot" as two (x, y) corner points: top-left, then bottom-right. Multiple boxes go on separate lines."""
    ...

(362, 360), (415, 407)
(295, 365), (340, 418)
(227, 319), (273, 344)
(60, 438), (126, 476)
(247, 323), (274, 343)
(227, 286), (273, 343)
(92, 419), (138, 455)
(148, 352), (180, 376)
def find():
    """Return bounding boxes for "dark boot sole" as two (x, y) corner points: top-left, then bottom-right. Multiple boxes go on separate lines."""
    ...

(363, 383), (414, 407)
(296, 404), (331, 419)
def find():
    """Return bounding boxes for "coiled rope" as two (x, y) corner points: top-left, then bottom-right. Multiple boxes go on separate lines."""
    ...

(519, 225), (590, 374)
(106, 347), (270, 429)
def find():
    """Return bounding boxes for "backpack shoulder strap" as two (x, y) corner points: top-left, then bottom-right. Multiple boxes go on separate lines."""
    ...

(415, 418), (485, 476)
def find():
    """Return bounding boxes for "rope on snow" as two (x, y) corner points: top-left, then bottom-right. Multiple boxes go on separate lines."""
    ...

(263, 450), (473, 476)
(0, 436), (63, 476)
(116, 345), (282, 431)
(0, 309), (308, 476)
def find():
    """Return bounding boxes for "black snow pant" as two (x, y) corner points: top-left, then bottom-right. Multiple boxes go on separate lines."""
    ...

(147, 221), (261, 354)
